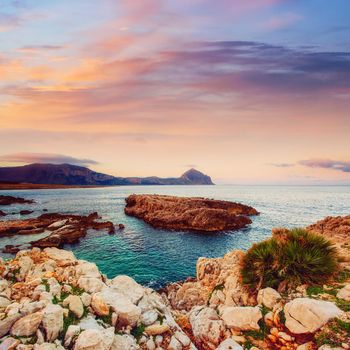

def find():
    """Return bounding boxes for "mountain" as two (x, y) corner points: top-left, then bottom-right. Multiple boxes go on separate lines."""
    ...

(0, 163), (214, 186)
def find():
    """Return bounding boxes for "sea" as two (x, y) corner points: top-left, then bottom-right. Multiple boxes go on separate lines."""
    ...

(0, 185), (349, 288)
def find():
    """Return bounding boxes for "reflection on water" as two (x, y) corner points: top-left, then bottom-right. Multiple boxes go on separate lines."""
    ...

(0, 185), (349, 287)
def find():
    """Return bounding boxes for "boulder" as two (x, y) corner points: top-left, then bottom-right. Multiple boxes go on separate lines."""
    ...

(336, 284), (350, 301)
(0, 313), (21, 337)
(216, 339), (243, 350)
(284, 298), (343, 334)
(63, 295), (84, 318)
(140, 310), (158, 326)
(64, 325), (81, 348)
(111, 334), (139, 350)
(42, 304), (64, 341)
(73, 328), (114, 350)
(78, 277), (104, 294)
(110, 275), (144, 304)
(144, 324), (170, 336)
(257, 288), (281, 309)
(44, 248), (76, 264)
(189, 306), (225, 348)
(220, 306), (262, 331)
(0, 337), (20, 350)
(10, 312), (43, 337)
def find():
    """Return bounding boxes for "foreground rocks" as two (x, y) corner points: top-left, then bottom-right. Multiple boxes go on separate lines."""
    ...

(125, 194), (258, 232)
(0, 212), (115, 253)
(0, 247), (197, 350)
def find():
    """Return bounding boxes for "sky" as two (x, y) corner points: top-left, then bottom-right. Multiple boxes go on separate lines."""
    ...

(0, 0), (350, 184)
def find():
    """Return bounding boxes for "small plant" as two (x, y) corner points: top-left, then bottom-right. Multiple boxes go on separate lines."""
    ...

(335, 298), (350, 312)
(42, 278), (50, 292)
(278, 310), (286, 325)
(97, 309), (113, 326)
(243, 319), (270, 340)
(131, 323), (146, 342)
(241, 228), (338, 291)
(315, 318), (350, 347)
(157, 314), (165, 325)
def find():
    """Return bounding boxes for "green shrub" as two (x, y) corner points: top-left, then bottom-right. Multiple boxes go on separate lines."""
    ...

(241, 228), (338, 291)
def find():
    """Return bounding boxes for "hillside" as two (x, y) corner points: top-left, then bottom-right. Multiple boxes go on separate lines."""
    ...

(0, 163), (214, 186)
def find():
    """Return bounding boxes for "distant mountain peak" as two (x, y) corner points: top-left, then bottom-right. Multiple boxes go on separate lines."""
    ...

(181, 168), (214, 185)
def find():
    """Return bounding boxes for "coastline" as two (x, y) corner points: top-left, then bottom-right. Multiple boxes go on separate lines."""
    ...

(0, 183), (117, 191)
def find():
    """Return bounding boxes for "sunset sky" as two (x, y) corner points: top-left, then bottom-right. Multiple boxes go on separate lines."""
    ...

(0, 0), (349, 184)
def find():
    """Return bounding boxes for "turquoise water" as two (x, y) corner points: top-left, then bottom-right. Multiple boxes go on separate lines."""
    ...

(0, 185), (349, 288)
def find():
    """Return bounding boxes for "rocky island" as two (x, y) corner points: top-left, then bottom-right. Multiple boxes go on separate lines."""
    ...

(125, 194), (258, 232)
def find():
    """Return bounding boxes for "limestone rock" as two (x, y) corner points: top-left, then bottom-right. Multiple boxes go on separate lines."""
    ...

(220, 306), (262, 331)
(110, 275), (144, 304)
(336, 284), (350, 301)
(140, 310), (158, 326)
(73, 328), (114, 350)
(78, 277), (104, 294)
(189, 306), (225, 348)
(0, 337), (20, 350)
(144, 324), (170, 336)
(284, 298), (343, 334)
(111, 334), (139, 350)
(216, 338), (243, 350)
(42, 304), (64, 341)
(257, 288), (281, 309)
(64, 295), (84, 318)
(10, 312), (43, 337)
(0, 313), (21, 337)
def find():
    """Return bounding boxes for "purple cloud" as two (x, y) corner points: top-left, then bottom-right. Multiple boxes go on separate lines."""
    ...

(299, 159), (350, 172)
(269, 163), (294, 168)
(0, 152), (98, 166)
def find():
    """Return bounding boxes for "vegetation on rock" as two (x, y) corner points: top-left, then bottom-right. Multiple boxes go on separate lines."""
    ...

(241, 228), (338, 291)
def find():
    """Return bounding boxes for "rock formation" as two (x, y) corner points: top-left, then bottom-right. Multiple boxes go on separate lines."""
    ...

(125, 194), (258, 232)
(0, 212), (114, 253)
(0, 247), (196, 350)
(0, 195), (35, 206)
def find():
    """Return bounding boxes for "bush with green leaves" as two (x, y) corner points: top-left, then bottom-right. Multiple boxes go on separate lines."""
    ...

(241, 228), (338, 291)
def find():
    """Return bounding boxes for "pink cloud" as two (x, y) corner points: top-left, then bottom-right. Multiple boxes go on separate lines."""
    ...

(263, 12), (303, 30)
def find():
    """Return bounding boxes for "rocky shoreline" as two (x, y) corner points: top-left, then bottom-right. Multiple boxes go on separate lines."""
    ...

(0, 214), (348, 350)
(0, 212), (115, 254)
(125, 194), (258, 232)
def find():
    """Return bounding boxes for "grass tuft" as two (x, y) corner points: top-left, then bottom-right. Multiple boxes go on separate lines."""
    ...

(241, 228), (338, 291)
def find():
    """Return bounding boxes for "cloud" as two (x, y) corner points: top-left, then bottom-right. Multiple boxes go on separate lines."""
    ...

(299, 159), (350, 173)
(262, 12), (303, 31)
(0, 152), (98, 166)
(269, 163), (294, 168)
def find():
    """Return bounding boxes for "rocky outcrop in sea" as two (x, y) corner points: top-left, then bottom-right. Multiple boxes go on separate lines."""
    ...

(124, 195), (258, 232)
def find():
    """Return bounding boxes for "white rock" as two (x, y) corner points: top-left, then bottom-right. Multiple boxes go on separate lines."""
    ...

(140, 310), (158, 326)
(64, 295), (84, 318)
(336, 284), (350, 301)
(220, 306), (262, 331)
(78, 277), (105, 294)
(0, 296), (11, 308)
(74, 328), (114, 350)
(48, 220), (68, 229)
(0, 313), (21, 337)
(42, 304), (64, 342)
(80, 292), (92, 307)
(216, 338), (243, 350)
(33, 344), (58, 350)
(79, 315), (105, 331)
(174, 331), (191, 346)
(257, 288), (281, 309)
(111, 334), (139, 350)
(0, 279), (8, 292)
(0, 337), (20, 350)
(94, 288), (141, 326)
(146, 338), (156, 350)
(76, 261), (101, 278)
(64, 325), (81, 348)
(48, 278), (61, 297)
(110, 275), (144, 304)
(44, 248), (76, 264)
(168, 336), (182, 350)
(10, 312), (43, 337)
(296, 342), (314, 350)
(155, 336), (163, 346)
(189, 306), (225, 348)
(18, 256), (33, 280)
(284, 298), (343, 334)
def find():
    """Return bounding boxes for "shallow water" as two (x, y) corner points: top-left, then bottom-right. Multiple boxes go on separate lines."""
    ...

(0, 185), (349, 288)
